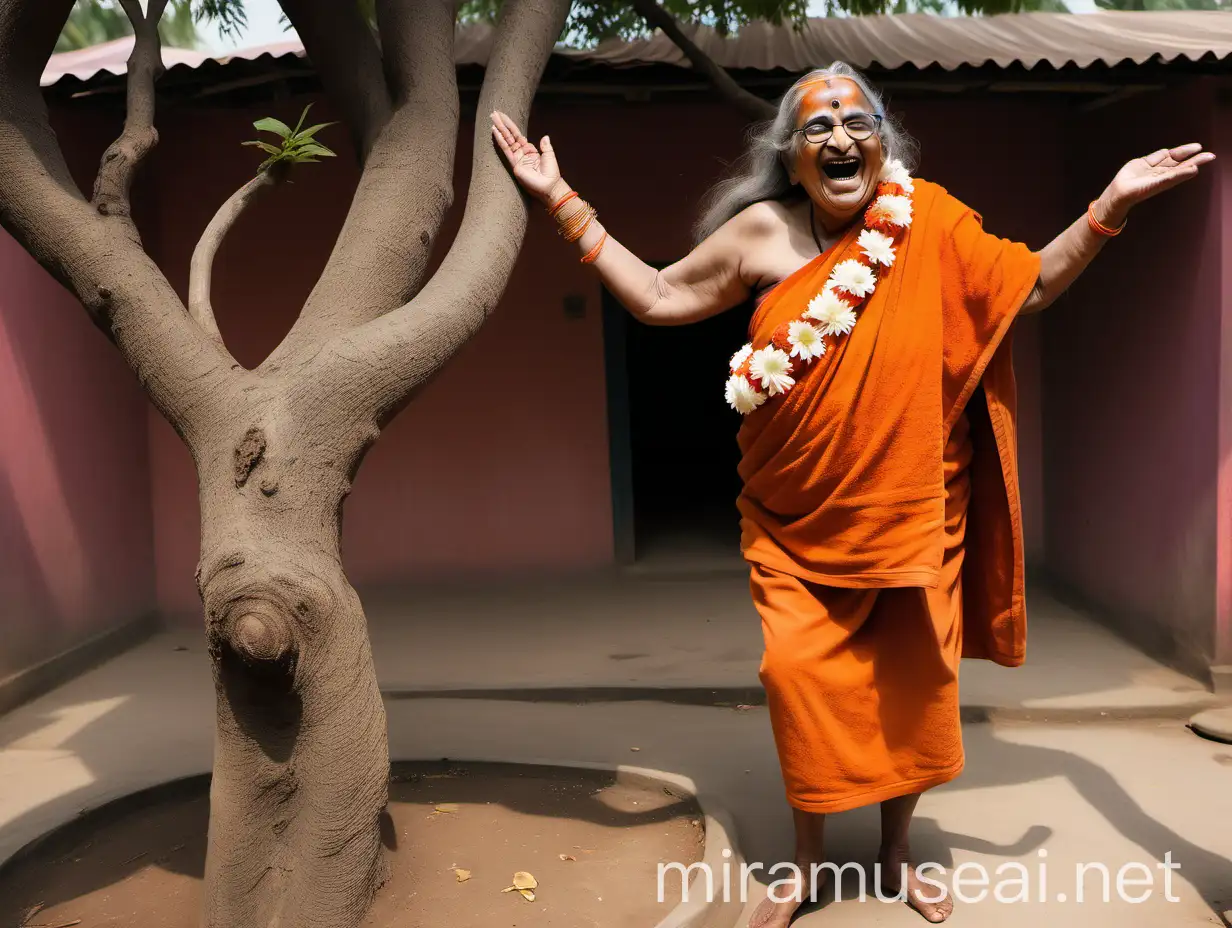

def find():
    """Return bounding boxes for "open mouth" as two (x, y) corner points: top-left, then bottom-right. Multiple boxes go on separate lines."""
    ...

(822, 157), (861, 181)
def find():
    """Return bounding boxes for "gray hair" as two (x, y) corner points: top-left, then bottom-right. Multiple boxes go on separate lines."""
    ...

(693, 62), (918, 244)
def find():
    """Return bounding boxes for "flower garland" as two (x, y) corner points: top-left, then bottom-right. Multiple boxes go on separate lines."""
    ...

(725, 159), (915, 415)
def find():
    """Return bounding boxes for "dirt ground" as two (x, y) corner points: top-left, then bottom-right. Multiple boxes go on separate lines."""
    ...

(0, 760), (705, 928)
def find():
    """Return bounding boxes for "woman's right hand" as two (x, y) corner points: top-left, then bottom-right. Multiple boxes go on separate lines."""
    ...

(490, 110), (566, 204)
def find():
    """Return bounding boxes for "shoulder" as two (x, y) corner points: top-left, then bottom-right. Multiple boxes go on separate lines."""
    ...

(911, 177), (978, 225)
(695, 199), (790, 254)
(731, 198), (796, 238)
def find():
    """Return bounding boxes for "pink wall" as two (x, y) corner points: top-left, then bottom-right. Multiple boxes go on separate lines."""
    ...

(1217, 87), (1232, 671)
(0, 114), (156, 677)
(1041, 81), (1222, 674)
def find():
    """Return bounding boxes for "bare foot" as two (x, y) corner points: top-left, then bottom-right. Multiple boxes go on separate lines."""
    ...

(878, 852), (954, 923)
(747, 864), (822, 928)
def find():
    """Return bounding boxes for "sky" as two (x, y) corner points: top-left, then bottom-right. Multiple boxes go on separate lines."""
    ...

(199, 0), (293, 53)
(200, 0), (1099, 53)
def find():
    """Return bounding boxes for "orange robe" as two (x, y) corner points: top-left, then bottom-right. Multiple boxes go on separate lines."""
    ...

(740, 179), (1039, 813)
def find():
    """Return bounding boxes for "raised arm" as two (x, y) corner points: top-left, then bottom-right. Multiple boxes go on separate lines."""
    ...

(491, 111), (755, 325)
(1021, 143), (1215, 315)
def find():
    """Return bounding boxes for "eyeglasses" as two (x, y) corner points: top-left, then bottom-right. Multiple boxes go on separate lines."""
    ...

(792, 114), (882, 145)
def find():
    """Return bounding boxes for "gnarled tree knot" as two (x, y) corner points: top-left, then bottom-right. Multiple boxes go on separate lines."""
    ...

(234, 427), (267, 487)
(232, 612), (293, 665)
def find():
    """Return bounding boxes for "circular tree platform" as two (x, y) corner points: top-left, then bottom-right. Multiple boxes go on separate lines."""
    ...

(1190, 707), (1232, 745)
(0, 760), (705, 928)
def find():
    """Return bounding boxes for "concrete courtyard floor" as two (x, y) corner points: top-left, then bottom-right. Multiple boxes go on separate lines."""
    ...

(1, 574), (1229, 926)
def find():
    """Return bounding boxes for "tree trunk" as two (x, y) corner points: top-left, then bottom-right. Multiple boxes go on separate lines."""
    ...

(0, 1), (571, 925)
(195, 404), (389, 928)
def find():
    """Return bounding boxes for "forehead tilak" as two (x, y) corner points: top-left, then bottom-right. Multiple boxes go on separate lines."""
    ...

(796, 76), (871, 117)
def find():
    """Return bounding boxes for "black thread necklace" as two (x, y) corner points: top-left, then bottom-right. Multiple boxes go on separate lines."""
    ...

(809, 200), (826, 256)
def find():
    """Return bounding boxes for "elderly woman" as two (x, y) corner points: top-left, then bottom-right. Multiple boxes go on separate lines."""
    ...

(491, 63), (1211, 925)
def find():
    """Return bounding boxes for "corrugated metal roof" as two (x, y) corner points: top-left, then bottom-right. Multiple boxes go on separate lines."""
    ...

(40, 11), (1232, 89)
(42, 36), (210, 86)
(565, 11), (1232, 71)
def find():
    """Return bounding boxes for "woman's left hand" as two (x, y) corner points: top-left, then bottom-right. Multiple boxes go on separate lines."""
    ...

(1102, 143), (1216, 223)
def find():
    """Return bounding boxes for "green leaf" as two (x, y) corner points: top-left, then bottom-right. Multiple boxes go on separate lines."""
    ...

(196, 0), (248, 42)
(292, 103), (313, 136)
(295, 122), (336, 141)
(252, 116), (292, 138)
(242, 140), (283, 155)
(293, 142), (336, 159)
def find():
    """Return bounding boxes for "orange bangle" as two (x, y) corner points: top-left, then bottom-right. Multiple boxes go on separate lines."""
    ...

(581, 230), (607, 264)
(555, 200), (588, 237)
(564, 211), (595, 244)
(1087, 201), (1126, 237)
(548, 189), (578, 217)
(558, 208), (583, 241)
(559, 203), (595, 243)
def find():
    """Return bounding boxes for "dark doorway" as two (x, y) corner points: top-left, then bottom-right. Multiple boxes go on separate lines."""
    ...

(602, 282), (753, 568)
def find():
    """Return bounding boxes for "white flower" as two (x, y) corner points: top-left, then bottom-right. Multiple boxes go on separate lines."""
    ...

(857, 229), (896, 268)
(806, 287), (858, 337)
(748, 346), (795, 396)
(872, 194), (913, 229)
(828, 259), (877, 298)
(787, 320), (826, 361)
(725, 374), (765, 414)
(729, 343), (753, 372)
(880, 158), (915, 194)
(806, 287), (848, 322)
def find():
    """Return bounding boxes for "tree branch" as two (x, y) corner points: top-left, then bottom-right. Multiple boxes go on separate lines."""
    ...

(189, 167), (283, 360)
(260, 0), (462, 367)
(375, 0), (459, 102)
(629, 0), (775, 123)
(276, 0), (391, 162)
(0, 0), (73, 83)
(91, 0), (168, 235)
(0, 0), (235, 443)
(310, 0), (571, 423)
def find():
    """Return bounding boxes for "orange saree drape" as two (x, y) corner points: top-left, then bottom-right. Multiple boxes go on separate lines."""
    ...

(739, 179), (1040, 812)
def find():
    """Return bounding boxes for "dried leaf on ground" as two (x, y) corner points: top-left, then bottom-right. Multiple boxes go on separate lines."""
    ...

(433, 803), (460, 813)
(454, 868), (471, 882)
(502, 870), (539, 899)
(559, 853), (576, 861)
(500, 885), (537, 901)
(512, 871), (537, 890)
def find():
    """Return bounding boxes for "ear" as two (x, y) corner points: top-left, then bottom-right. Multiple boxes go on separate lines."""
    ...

(780, 149), (799, 186)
